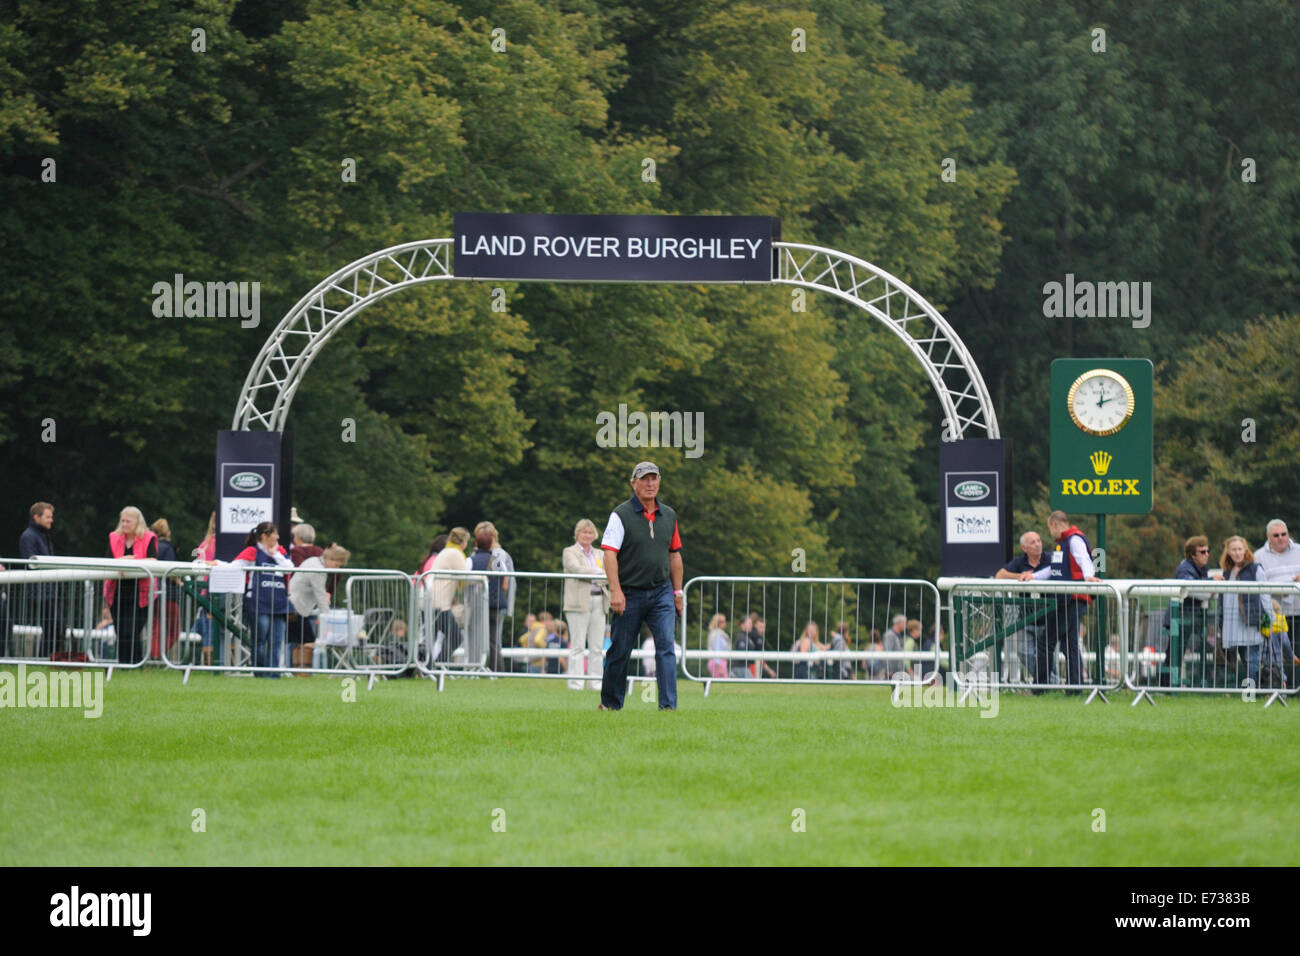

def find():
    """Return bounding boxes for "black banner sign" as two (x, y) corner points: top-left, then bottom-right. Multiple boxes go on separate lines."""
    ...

(214, 431), (292, 561)
(940, 438), (1014, 576)
(453, 212), (780, 283)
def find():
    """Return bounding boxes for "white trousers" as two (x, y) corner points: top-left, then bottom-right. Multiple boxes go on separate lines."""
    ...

(566, 599), (606, 682)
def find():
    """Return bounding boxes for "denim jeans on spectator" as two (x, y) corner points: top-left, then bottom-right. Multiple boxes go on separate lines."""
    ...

(253, 613), (286, 678)
(601, 582), (676, 710)
(1248, 633), (1293, 686)
(194, 612), (213, 650)
(1013, 624), (1045, 686)
(1019, 624), (1051, 683)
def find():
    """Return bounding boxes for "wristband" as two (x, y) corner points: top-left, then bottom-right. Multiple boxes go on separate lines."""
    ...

(673, 589), (683, 596)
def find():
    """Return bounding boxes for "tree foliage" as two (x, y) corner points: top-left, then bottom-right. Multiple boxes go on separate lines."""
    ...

(2, 0), (1287, 582)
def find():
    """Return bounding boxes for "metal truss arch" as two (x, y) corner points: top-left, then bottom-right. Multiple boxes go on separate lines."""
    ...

(773, 242), (998, 439)
(232, 239), (454, 431)
(234, 237), (997, 439)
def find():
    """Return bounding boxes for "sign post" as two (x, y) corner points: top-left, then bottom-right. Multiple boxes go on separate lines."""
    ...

(1050, 358), (1154, 524)
(1050, 357), (1153, 682)
(940, 438), (1014, 576)
(214, 430), (292, 561)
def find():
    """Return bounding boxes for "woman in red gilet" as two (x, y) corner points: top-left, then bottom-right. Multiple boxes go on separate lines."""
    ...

(99, 506), (158, 664)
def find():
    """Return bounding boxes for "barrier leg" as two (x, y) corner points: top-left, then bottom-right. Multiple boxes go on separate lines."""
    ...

(703, 680), (711, 698)
(1084, 687), (1108, 705)
(1131, 688), (1155, 707)
(367, 673), (377, 691)
(957, 682), (973, 705)
(183, 666), (191, 685)
(1264, 692), (1287, 709)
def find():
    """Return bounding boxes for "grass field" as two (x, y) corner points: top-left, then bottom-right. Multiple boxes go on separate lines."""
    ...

(1, 667), (1294, 865)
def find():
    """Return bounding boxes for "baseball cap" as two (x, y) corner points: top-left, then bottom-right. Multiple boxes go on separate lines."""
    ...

(631, 461), (660, 480)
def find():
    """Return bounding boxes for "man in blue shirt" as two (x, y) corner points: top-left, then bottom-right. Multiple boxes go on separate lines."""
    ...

(995, 530), (1051, 684)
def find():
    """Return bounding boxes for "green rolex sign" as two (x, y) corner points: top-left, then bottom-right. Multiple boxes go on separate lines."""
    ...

(1050, 358), (1153, 515)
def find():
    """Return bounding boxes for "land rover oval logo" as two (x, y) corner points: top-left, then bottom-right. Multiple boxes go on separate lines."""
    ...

(954, 480), (989, 501)
(229, 472), (265, 492)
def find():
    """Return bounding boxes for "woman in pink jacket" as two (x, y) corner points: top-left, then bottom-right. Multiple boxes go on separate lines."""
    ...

(99, 506), (158, 664)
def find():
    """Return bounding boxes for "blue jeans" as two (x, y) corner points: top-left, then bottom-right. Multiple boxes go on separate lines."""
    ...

(253, 613), (286, 678)
(193, 612), (214, 649)
(1247, 634), (1293, 685)
(1018, 624), (1052, 683)
(602, 582), (677, 710)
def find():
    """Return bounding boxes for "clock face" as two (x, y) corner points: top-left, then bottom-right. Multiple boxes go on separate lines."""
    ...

(1067, 370), (1134, 436)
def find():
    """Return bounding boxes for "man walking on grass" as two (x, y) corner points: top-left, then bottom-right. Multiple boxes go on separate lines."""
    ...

(599, 461), (683, 711)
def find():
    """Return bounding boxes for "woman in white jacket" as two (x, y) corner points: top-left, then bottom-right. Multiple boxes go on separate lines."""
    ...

(562, 518), (610, 690)
(288, 544), (350, 667)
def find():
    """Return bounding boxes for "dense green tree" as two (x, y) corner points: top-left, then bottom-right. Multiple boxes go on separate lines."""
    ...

(878, 0), (1300, 507)
(1157, 313), (1300, 545)
(3, 0), (1015, 579)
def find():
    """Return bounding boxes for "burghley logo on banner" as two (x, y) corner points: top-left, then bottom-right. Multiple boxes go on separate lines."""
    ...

(945, 471), (999, 543)
(454, 212), (779, 283)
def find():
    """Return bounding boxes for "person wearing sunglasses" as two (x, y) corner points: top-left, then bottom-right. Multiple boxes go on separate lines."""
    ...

(1162, 535), (1213, 684)
(1253, 519), (1299, 686)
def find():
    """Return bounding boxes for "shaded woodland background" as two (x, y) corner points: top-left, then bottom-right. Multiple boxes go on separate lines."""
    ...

(2, 0), (1296, 578)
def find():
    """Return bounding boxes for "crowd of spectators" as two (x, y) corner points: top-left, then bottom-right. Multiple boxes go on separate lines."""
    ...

(993, 518), (1299, 690)
(7, 502), (1298, 694)
(694, 610), (936, 682)
(5, 501), (352, 670)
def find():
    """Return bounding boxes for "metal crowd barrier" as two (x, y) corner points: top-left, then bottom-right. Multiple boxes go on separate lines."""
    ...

(157, 563), (416, 682)
(0, 557), (157, 674)
(414, 568), (642, 690)
(1117, 579), (1299, 707)
(11, 556), (1296, 708)
(682, 576), (944, 694)
(25, 557), (415, 684)
(938, 578), (1125, 704)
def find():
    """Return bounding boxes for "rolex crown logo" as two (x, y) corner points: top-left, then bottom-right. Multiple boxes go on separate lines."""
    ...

(1090, 450), (1112, 475)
